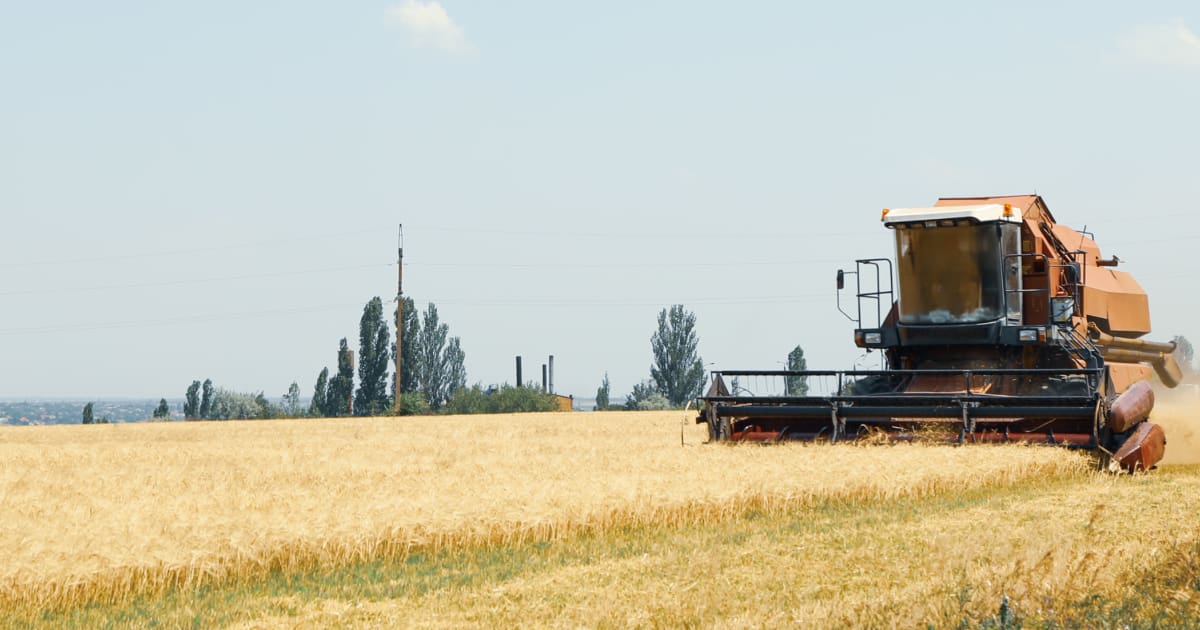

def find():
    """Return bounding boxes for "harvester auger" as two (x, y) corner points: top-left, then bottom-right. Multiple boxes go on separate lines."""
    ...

(698, 195), (1182, 472)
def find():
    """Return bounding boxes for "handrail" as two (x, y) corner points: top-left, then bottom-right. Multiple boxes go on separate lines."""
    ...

(852, 258), (894, 329)
(1004, 252), (1049, 325)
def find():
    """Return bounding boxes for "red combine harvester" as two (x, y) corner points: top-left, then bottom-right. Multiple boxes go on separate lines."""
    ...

(698, 195), (1181, 471)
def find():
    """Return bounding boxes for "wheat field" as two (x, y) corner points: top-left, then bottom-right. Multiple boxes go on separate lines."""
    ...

(1, 405), (1198, 627)
(1, 412), (1080, 611)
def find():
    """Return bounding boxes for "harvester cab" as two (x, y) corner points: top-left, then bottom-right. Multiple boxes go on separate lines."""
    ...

(699, 195), (1180, 471)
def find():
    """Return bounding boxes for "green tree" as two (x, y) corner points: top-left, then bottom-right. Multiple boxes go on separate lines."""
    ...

(199, 379), (214, 420)
(649, 305), (706, 406)
(310, 368), (329, 417)
(415, 304), (466, 409)
(595, 372), (611, 410)
(82, 402), (94, 425)
(417, 303), (448, 408)
(786, 345), (809, 396)
(396, 392), (430, 415)
(281, 381), (301, 416)
(624, 380), (671, 411)
(326, 338), (355, 416)
(355, 297), (392, 416)
(153, 398), (170, 419)
(396, 296), (420, 394)
(254, 392), (281, 419)
(207, 388), (277, 420)
(184, 380), (201, 419)
(445, 337), (467, 398)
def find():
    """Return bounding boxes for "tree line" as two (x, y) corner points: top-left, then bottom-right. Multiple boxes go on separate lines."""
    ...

(75, 298), (1199, 423)
(100, 300), (805, 422)
(161, 295), (559, 422)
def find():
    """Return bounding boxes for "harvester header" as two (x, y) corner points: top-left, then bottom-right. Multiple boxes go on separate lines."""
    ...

(699, 194), (1180, 471)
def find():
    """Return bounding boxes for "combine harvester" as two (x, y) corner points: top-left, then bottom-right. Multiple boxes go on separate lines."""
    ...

(699, 195), (1181, 471)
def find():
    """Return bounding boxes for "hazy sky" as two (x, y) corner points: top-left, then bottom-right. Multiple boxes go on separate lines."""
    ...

(3, 2), (1199, 401)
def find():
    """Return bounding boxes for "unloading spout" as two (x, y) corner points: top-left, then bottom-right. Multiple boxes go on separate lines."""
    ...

(1089, 325), (1183, 387)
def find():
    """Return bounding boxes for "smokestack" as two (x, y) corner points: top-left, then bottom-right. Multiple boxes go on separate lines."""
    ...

(549, 355), (554, 394)
(516, 356), (523, 387)
(541, 364), (547, 392)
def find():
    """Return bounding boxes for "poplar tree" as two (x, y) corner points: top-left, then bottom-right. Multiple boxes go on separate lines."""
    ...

(184, 381), (201, 419)
(397, 296), (420, 394)
(414, 304), (467, 409)
(649, 305), (706, 407)
(326, 338), (355, 416)
(199, 379), (214, 420)
(355, 297), (392, 415)
(786, 345), (809, 396)
(595, 373), (611, 410)
(310, 367), (329, 417)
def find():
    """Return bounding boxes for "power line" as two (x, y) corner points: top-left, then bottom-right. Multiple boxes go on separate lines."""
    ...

(0, 228), (380, 269)
(405, 258), (844, 269)
(415, 294), (829, 307)
(405, 223), (865, 240)
(0, 262), (393, 297)
(0, 293), (828, 335)
(0, 303), (360, 336)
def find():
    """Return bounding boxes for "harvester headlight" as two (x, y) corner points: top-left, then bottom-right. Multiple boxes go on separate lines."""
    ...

(864, 331), (883, 345)
(1018, 328), (1040, 343)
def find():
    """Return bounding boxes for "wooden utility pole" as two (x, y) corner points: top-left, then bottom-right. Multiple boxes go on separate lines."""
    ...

(394, 224), (404, 413)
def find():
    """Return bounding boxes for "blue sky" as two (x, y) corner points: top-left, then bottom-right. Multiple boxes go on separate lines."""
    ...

(2, 2), (1199, 400)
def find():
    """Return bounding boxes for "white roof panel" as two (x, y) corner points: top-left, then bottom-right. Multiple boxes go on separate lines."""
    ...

(883, 203), (1022, 226)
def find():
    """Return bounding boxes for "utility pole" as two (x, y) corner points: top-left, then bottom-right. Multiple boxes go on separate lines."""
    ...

(394, 224), (404, 413)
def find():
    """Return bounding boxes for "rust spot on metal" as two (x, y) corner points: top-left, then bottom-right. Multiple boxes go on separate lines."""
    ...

(1108, 380), (1155, 433)
(1113, 421), (1166, 472)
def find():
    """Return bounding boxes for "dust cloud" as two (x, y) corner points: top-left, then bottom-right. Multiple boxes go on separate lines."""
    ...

(1153, 385), (1200, 465)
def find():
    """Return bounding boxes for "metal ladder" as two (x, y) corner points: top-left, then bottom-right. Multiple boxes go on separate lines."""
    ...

(1054, 323), (1103, 369)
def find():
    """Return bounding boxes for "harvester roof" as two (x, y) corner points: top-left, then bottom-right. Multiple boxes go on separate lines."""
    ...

(935, 194), (1056, 223)
(883, 203), (1021, 227)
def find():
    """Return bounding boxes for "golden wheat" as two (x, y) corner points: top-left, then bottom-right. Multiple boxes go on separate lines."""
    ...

(0, 411), (1087, 615)
(281, 469), (1200, 629)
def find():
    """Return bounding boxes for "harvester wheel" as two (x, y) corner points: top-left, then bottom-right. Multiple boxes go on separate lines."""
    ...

(704, 403), (732, 442)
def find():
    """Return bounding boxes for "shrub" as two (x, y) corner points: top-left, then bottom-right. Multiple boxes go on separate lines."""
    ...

(444, 385), (558, 415)
(397, 392), (432, 416)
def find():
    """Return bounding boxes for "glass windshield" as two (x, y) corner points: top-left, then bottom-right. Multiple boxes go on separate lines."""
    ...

(895, 223), (1004, 324)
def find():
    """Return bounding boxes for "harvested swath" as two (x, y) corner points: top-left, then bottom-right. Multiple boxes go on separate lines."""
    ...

(0, 412), (1088, 613)
(255, 467), (1200, 628)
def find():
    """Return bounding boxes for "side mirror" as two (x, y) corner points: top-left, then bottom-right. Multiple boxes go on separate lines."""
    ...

(836, 269), (845, 290)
